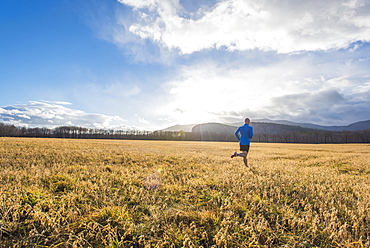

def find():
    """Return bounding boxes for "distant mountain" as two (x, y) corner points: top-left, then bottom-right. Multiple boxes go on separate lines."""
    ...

(247, 119), (370, 131)
(163, 119), (370, 133)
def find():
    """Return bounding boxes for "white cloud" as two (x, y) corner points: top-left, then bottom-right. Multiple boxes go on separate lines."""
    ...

(117, 0), (370, 54)
(18, 114), (31, 119)
(0, 101), (133, 130)
(135, 114), (150, 124)
(43, 100), (72, 105)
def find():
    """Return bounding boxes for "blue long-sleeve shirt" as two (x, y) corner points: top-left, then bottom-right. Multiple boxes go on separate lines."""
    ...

(234, 124), (254, 145)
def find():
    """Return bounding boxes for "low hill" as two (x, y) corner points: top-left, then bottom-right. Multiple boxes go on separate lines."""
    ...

(191, 123), (236, 134)
(162, 124), (196, 132)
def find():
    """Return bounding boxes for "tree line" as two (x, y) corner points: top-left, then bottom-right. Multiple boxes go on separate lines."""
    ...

(1, 122), (370, 143)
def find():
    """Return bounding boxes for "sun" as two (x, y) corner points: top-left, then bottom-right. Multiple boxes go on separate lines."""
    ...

(160, 69), (276, 126)
(176, 107), (215, 125)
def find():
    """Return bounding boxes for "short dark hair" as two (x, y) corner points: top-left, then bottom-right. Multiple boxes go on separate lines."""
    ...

(245, 118), (250, 123)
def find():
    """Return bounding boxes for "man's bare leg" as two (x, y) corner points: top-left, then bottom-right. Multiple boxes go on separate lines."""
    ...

(243, 156), (248, 167)
(238, 151), (249, 167)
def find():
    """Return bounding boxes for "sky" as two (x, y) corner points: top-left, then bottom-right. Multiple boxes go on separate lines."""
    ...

(1, 0), (370, 130)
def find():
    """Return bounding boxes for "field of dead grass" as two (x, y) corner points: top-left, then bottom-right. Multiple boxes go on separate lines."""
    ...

(0, 137), (369, 247)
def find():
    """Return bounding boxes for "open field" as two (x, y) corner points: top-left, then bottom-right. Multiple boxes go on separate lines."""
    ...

(0, 137), (369, 247)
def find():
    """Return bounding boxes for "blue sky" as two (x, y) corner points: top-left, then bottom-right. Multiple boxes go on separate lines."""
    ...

(1, 0), (370, 130)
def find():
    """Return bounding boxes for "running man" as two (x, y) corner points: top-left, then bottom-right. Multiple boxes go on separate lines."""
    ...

(231, 118), (254, 167)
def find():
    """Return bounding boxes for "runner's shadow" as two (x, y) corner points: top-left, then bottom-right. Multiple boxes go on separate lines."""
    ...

(249, 166), (258, 175)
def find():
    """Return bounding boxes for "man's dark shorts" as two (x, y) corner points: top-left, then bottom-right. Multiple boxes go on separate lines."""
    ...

(240, 145), (250, 152)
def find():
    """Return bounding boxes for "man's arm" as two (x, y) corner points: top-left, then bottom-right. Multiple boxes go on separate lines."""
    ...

(234, 128), (240, 140)
(250, 127), (254, 138)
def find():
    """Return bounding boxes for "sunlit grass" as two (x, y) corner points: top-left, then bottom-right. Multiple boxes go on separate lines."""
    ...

(0, 138), (369, 247)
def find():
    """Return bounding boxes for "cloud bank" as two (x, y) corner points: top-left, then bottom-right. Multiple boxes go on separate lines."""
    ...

(0, 101), (133, 130)
(117, 0), (370, 54)
(154, 56), (370, 125)
(108, 0), (370, 126)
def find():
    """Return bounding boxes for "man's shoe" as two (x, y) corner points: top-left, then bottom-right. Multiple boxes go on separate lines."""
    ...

(231, 152), (237, 158)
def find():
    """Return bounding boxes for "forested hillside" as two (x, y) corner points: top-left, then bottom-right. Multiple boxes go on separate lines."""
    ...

(1, 122), (370, 143)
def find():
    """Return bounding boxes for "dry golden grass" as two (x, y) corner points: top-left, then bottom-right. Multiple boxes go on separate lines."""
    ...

(0, 137), (369, 247)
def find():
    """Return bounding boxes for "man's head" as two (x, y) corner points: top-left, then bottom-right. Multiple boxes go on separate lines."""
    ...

(244, 118), (250, 124)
